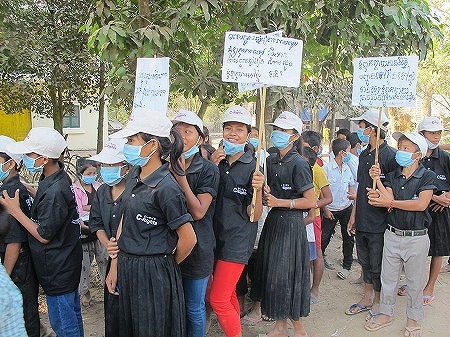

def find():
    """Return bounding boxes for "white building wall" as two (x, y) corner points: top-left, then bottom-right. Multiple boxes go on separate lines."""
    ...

(31, 105), (108, 151)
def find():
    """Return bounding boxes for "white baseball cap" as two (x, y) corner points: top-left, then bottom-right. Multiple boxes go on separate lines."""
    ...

(392, 131), (428, 159)
(350, 108), (389, 131)
(223, 105), (252, 126)
(7, 127), (67, 158)
(0, 136), (22, 164)
(172, 110), (204, 132)
(89, 138), (127, 164)
(417, 117), (447, 132)
(109, 108), (172, 139)
(266, 111), (303, 134)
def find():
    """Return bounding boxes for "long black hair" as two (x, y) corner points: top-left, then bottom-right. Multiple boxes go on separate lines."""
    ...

(139, 129), (185, 176)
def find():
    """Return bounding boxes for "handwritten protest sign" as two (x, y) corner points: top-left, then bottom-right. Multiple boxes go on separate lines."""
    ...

(133, 57), (170, 115)
(352, 56), (419, 107)
(237, 31), (283, 92)
(222, 31), (303, 87)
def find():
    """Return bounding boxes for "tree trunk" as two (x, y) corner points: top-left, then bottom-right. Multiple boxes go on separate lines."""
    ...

(198, 97), (210, 119)
(97, 62), (106, 152)
(49, 86), (63, 134)
(138, 0), (151, 57)
(311, 105), (319, 132)
(422, 91), (432, 117)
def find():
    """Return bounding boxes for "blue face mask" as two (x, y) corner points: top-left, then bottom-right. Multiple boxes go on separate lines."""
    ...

(270, 130), (292, 150)
(357, 128), (370, 143)
(342, 152), (351, 163)
(123, 142), (156, 167)
(249, 138), (259, 148)
(100, 165), (126, 186)
(356, 147), (363, 156)
(317, 147), (323, 156)
(23, 154), (44, 173)
(183, 136), (201, 159)
(0, 160), (12, 182)
(81, 174), (97, 185)
(395, 150), (416, 167)
(223, 139), (245, 156)
(426, 138), (439, 150)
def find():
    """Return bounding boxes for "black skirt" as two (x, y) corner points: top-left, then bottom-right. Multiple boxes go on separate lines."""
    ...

(118, 252), (186, 337)
(428, 208), (450, 256)
(104, 258), (119, 337)
(251, 209), (310, 320)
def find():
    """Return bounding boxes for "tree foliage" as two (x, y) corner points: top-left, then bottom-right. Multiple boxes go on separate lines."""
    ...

(0, 0), (99, 134)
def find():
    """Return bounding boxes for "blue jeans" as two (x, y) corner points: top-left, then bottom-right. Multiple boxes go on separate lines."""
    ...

(46, 290), (84, 337)
(183, 276), (209, 337)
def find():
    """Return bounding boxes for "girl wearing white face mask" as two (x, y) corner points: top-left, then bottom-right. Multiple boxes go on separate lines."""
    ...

(106, 110), (197, 337)
(417, 117), (450, 305)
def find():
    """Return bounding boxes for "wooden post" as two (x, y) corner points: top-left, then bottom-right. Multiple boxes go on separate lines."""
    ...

(372, 107), (385, 189)
(250, 84), (267, 222)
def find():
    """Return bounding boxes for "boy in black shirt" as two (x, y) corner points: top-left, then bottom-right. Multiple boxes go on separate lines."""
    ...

(1, 127), (83, 337)
(365, 132), (435, 336)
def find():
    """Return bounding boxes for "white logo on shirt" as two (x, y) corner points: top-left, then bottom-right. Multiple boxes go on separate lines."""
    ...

(437, 174), (447, 180)
(412, 194), (418, 200)
(136, 214), (158, 226)
(281, 184), (292, 190)
(233, 187), (247, 195)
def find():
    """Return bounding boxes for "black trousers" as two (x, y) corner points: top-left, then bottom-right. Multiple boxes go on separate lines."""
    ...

(355, 231), (384, 292)
(321, 205), (354, 270)
(1, 248), (40, 337)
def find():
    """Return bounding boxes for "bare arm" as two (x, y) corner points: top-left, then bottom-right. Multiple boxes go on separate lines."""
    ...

(174, 222), (197, 264)
(3, 242), (21, 275)
(174, 175), (213, 221)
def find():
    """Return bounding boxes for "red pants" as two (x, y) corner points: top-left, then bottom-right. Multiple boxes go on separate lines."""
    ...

(209, 259), (244, 337)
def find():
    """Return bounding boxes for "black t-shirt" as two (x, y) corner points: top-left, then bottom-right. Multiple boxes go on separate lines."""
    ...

(179, 153), (219, 279)
(356, 142), (397, 233)
(422, 147), (450, 194)
(266, 148), (314, 205)
(384, 165), (436, 230)
(89, 184), (124, 239)
(29, 162), (82, 296)
(118, 164), (193, 255)
(0, 175), (32, 253)
(213, 150), (257, 264)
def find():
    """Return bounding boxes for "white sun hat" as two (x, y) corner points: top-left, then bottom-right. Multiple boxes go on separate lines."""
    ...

(89, 138), (127, 164)
(417, 117), (447, 132)
(392, 131), (428, 159)
(350, 108), (389, 131)
(266, 111), (303, 134)
(223, 105), (252, 126)
(172, 110), (204, 132)
(109, 108), (172, 139)
(0, 136), (23, 164)
(7, 127), (66, 158)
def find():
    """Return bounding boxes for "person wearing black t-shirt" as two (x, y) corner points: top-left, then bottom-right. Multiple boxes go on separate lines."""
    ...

(418, 117), (450, 305)
(252, 111), (316, 337)
(346, 109), (397, 317)
(172, 110), (220, 337)
(0, 136), (39, 337)
(1, 127), (83, 337)
(106, 110), (197, 337)
(89, 138), (129, 337)
(209, 106), (264, 337)
(365, 132), (435, 336)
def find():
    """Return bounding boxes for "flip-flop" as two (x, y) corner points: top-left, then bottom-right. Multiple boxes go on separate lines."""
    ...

(337, 268), (351, 280)
(404, 325), (422, 337)
(398, 284), (408, 296)
(345, 303), (372, 315)
(310, 294), (318, 305)
(261, 314), (275, 322)
(423, 295), (435, 306)
(365, 309), (382, 321)
(364, 318), (393, 331)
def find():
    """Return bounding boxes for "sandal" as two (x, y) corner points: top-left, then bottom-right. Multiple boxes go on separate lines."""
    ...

(337, 268), (351, 280)
(241, 314), (262, 325)
(261, 314), (275, 322)
(345, 303), (372, 315)
(404, 325), (422, 337)
(364, 317), (393, 331)
(398, 285), (408, 296)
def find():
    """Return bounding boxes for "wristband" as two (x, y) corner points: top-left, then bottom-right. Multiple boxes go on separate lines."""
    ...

(388, 200), (394, 213)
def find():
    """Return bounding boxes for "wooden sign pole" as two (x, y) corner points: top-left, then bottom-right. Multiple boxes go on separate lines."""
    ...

(372, 107), (384, 189)
(250, 84), (267, 222)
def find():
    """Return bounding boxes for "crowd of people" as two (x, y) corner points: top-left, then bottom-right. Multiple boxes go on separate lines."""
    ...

(0, 106), (449, 337)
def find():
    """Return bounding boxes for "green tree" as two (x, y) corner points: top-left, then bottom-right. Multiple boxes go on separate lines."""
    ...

(1, 0), (100, 138)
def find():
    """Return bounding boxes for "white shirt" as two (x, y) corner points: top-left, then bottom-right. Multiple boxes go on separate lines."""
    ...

(323, 158), (355, 211)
